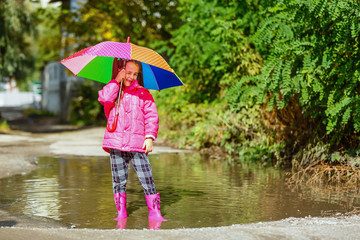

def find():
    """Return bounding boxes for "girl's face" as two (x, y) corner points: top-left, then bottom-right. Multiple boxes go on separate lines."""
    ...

(123, 62), (139, 87)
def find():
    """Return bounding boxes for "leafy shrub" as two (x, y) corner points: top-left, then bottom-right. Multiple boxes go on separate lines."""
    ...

(0, 120), (10, 132)
(155, 89), (285, 164)
(230, 0), (360, 152)
(154, 0), (284, 164)
(164, 0), (268, 103)
(69, 80), (106, 126)
(23, 109), (54, 118)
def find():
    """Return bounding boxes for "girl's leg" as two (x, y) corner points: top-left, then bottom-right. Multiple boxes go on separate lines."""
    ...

(110, 149), (130, 194)
(130, 152), (156, 195)
(110, 149), (131, 220)
(130, 152), (167, 221)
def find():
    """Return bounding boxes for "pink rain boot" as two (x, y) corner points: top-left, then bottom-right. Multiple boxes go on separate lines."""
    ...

(114, 192), (127, 220)
(145, 193), (168, 221)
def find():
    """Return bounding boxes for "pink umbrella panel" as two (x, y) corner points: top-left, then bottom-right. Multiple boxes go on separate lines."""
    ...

(60, 41), (184, 91)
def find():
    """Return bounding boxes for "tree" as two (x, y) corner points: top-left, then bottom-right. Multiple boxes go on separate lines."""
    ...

(165, 0), (273, 103)
(0, 0), (34, 83)
(59, 0), (182, 57)
(33, 5), (62, 67)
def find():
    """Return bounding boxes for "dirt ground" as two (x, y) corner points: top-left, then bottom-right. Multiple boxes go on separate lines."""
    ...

(1, 127), (360, 239)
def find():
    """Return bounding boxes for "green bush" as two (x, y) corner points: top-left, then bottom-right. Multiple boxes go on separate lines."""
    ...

(155, 89), (284, 164)
(163, 0), (268, 103)
(154, 0), (283, 164)
(231, 0), (360, 151)
(0, 120), (10, 132)
(69, 80), (106, 126)
(23, 109), (54, 118)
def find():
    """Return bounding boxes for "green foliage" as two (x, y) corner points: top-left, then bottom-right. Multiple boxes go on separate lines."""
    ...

(0, 1), (61, 88)
(230, 0), (360, 149)
(32, 6), (62, 67)
(153, 0), (282, 163)
(69, 80), (106, 126)
(0, 0), (35, 81)
(59, 0), (182, 58)
(154, 87), (284, 164)
(24, 0), (360, 168)
(164, 0), (270, 103)
(23, 109), (55, 118)
(0, 120), (10, 132)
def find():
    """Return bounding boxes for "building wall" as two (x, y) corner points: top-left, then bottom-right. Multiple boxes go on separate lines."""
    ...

(41, 61), (84, 122)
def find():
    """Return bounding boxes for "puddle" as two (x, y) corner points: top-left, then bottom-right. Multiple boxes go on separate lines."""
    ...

(0, 153), (359, 229)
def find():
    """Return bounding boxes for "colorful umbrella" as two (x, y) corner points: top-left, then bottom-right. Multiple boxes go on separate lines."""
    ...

(59, 40), (184, 91)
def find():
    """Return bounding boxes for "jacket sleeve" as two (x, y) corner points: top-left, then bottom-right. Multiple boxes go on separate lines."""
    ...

(98, 79), (120, 118)
(143, 91), (159, 141)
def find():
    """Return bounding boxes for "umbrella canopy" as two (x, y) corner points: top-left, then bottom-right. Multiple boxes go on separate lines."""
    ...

(59, 41), (184, 91)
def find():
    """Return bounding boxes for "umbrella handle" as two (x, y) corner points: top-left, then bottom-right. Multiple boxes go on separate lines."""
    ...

(107, 37), (128, 133)
(106, 79), (123, 133)
(106, 112), (119, 132)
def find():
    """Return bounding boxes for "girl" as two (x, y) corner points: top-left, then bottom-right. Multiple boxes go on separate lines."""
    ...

(98, 59), (167, 222)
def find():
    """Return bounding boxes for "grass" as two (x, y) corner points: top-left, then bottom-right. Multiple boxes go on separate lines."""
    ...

(0, 120), (10, 132)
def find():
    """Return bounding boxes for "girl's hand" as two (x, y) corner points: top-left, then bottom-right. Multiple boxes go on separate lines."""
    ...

(142, 138), (153, 154)
(115, 69), (125, 83)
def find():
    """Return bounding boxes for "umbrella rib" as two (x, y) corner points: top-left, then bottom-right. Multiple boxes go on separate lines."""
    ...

(147, 65), (160, 91)
(173, 71), (185, 86)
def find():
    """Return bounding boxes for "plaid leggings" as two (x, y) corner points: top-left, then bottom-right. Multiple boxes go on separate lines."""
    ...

(110, 149), (156, 195)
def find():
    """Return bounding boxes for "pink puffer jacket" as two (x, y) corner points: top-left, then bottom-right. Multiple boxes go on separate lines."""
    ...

(98, 79), (159, 153)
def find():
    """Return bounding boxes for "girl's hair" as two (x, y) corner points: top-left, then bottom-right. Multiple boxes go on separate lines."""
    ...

(111, 58), (144, 87)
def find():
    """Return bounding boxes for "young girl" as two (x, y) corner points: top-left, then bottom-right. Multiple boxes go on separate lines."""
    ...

(98, 59), (167, 222)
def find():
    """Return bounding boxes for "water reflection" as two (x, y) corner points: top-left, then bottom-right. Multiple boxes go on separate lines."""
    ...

(114, 218), (163, 230)
(24, 178), (60, 220)
(115, 218), (127, 229)
(148, 219), (163, 230)
(0, 152), (360, 229)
